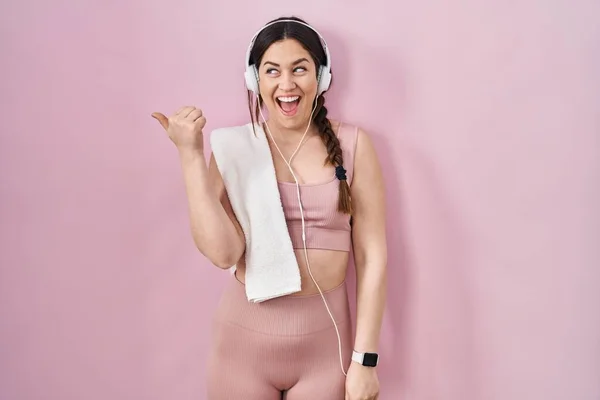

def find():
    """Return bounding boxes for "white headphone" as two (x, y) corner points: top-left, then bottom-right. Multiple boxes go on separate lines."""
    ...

(244, 19), (332, 97)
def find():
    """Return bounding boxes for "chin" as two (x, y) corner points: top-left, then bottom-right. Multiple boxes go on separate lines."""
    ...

(277, 116), (306, 129)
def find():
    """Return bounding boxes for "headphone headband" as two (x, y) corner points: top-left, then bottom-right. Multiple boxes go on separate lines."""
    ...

(244, 19), (332, 96)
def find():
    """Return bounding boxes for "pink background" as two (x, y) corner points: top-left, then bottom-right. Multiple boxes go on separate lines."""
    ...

(2, 1), (599, 399)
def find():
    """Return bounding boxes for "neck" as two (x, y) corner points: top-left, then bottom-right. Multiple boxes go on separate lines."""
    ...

(261, 120), (319, 145)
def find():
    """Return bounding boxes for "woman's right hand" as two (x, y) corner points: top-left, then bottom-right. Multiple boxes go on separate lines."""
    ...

(151, 106), (206, 151)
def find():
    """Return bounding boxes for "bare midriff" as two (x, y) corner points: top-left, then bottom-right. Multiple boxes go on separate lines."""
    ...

(234, 249), (349, 296)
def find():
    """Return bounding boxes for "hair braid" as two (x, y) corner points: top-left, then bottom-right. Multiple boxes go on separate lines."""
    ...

(313, 96), (353, 214)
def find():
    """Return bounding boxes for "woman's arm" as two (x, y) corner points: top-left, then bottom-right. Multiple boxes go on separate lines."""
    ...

(178, 148), (245, 269)
(349, 128), (388, 355)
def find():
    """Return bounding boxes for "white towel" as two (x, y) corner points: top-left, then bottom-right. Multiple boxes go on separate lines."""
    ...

(209, 122), (302, 302)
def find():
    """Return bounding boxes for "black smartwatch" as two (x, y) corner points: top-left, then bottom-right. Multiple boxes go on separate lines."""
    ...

(352, 350), (379, 367)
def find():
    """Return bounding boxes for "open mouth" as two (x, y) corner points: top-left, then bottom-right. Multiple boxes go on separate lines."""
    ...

(276, 96), (301, 117)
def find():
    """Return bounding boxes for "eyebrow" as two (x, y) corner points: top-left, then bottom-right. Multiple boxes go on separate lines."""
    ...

(262, 58), (310, 68)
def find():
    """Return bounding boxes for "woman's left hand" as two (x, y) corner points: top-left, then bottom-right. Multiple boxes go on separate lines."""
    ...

(345, 362), (380, 400)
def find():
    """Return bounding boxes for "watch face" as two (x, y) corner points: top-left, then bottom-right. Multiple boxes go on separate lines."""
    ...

(363, 353), (378, 367)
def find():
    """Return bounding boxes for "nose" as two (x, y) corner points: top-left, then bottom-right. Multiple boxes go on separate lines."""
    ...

(278, 72), (297, 91)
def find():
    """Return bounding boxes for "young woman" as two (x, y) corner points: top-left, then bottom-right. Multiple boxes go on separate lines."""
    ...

(152, 16), (387, 400)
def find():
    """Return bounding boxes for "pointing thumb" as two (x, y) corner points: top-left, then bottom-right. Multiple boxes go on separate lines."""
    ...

(151, 112), (169, 130)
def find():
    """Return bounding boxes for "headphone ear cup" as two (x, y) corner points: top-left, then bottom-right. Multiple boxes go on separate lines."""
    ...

(317, 66), (332, 96)
(244, 65), (259, 94)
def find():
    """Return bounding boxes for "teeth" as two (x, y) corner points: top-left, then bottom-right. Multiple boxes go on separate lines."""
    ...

(277, 96), (299, 102)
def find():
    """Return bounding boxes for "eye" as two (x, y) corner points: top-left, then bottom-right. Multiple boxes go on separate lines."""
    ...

(264, 66), (308, 76)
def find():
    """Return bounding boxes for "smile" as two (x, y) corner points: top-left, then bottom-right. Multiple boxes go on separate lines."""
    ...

(276, 96), (301, 117)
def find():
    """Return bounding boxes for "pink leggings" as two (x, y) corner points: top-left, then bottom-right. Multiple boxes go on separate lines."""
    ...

(206, 274), (353, 400)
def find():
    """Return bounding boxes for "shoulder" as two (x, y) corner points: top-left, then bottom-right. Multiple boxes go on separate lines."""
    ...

(354, 126), (379, 170)
(335, 122), (380, 175)
(354, 126), (376, 157)
(351, 126), (381, 184)
(329, 119), (357, 149)
(346, 126), (384, 212)
(330, 120), (374, 157)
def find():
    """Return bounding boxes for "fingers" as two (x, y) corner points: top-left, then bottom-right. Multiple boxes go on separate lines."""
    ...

(175, 105), (193, 115)
(152, 106), (204, 131)
(176, 106), (196, 118)
(151, 112), (169, 130)
(187, 108), (203, 121)
(195, 116), (207, 131)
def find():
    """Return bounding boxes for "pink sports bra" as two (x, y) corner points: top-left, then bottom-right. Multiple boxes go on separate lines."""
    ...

(277, 123), (358, 252)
